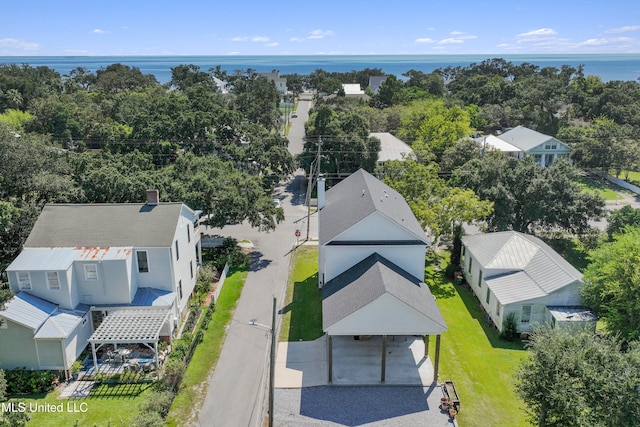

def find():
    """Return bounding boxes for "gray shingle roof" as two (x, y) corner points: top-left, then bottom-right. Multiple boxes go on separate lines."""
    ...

(322, 253), (446, 332)
(462, 231), (583, 303)
(25, 203), (190, 248)
(496, 125), (561, 152)
(319, 169), (428, 244)
(370, 132), (414, 162)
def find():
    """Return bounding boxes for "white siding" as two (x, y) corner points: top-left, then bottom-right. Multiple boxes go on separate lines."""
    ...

(324, 245), (426, 284)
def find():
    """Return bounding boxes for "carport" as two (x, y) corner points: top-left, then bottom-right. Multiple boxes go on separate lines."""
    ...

(88, 308), (171, 374)
(322, 254), (447, 383)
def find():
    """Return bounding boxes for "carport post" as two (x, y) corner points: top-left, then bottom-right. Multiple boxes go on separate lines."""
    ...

(381, 335), (387, 383)
(423, 334), (430, 358)
(433, 335), (441, 384)
(327, 335), (333, 383)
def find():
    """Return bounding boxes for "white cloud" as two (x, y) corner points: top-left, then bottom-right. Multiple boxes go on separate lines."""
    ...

(289, 37), (304, 43)
(231, 36), (249, 42)
(415, 38), (436, 44)
(0, 38), (40, 51)
(450, 31), (464, 36)
(251, 36), (270, 42)
(518, 28), (558, 38)
(232, 36), (272, 43)
(266, 42), (279, 47)
(308, 29), (334, 39)
(605, 25), (640, 34)
(90, 29), (108, 34)
(439, 38), (464, 44)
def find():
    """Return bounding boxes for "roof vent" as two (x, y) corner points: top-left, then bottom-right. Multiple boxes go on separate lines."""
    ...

(146, 189), (160, 206)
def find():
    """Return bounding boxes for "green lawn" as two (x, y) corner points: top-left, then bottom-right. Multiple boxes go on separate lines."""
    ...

(10, 383), (153, 427)
(576, 176), (624, 200)
(279, 246), (323, 341)
(282, 247), (531, 427)
(614, 170), (640, 187)
(166, 268), (248, 427)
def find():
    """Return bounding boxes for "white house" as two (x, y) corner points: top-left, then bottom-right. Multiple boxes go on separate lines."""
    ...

(475, 126), (572, 167)
(318, 169), (447, 382)
(0, 190), (202, 373)
(259, 71), (287, 95)
(461, 231), (595, 334)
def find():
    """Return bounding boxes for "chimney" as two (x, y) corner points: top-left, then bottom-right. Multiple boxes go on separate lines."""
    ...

(146, 189), (160, 206)
(317, 176), (325, 210)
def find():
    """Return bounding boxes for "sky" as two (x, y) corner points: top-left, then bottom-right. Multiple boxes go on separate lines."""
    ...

(1, 0), (639, 56)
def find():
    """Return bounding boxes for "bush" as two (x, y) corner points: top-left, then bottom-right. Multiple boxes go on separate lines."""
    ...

(161, 358), (186, 390)
(168, 340), (189, 361)
(501, 312), (519, 342)
(139, 389), (175, 418)
(130, 411), (165, 427)
(5, 368), (56, 394)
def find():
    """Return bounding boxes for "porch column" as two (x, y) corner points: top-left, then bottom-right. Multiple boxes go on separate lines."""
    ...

(327, 335), (333, 383)
(433, 334), (442, 384)
(381, 335), (387, 383)
(423, 334), (430, 358)
(197, 236), (203, 266)
(91, 342), (98, 372)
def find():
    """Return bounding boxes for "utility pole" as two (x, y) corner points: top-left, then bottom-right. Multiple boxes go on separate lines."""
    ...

(306, 136), (322, 240)
(269, 296), (276, 427)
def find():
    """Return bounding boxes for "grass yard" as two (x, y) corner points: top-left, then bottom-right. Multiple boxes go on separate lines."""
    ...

(282, 247), (531, 427)
(279, 245), (323, 341)
(9, 383), (153, 427)
(614, 170), (640, 187)
(166, 267), (248, 427)
(576, 176), (624, 201)
(425, 252), (529, 427)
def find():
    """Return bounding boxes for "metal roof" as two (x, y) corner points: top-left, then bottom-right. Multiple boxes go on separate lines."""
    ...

(88, 308), (170, 344)
(370, 132), (414, 162)
(475, 134), (522, 153)
(548, 306), (597, 322)
(35, 305), (90, 339)
(7, 247), (131, 271)
(131, 288), (176, 307)
(319, 169), (429, 245)
(322, 253), (446, 333)
(0, 292), (57, 330)
(496, 126), (563, 152)
(24, 203), (192, 248)
(463, 231), (583, 303)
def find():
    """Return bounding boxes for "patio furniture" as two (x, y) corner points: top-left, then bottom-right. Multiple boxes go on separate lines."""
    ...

(442, 380), (461, 412)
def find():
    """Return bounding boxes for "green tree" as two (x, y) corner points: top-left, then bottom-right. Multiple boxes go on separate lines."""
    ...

(607, 206), (640, 239)
(382, 159), (492, 245)
(374, 74), (403, 107)
(454, 156), (604, 234)
(516, 326), (640, 427)
(581, 227), (640, 341)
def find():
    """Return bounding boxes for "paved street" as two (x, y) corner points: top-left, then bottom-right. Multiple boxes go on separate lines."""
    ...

(194, 94), (316, 427)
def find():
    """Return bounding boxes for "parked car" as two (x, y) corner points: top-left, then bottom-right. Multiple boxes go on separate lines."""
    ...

(273, 199), (281, 208)
(291, 112), (298, 118)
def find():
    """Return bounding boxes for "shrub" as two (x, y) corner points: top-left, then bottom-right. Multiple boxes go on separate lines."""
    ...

(501, 312), (519, 342)
(169, 340), (189, 361)
(161, 358), (186, 390)
(5, 368), (56, 394)
(139, 389), (175, 418)
(130, 411), (165, 427)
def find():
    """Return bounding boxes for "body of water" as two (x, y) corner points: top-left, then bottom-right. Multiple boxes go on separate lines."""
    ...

(1, 54), (639, 83)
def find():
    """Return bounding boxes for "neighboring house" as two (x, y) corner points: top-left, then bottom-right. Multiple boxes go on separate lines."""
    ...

(259, 71), (287, 95)
(0, 190), (202, 373)
(341, 83), (369, 99)
(318, 169), (447, 382)
(212, 76), (229, 94)
(368, 76), (387, 94)
(475, 126), (571, 167)
(370, 132), (414, 164)
(461, 231), (595, 334)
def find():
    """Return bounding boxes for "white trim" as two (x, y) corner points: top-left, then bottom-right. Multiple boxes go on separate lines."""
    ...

(17, 271), (31, 290)
(84, 264), (98, 281)
(47, 271), (60, 290)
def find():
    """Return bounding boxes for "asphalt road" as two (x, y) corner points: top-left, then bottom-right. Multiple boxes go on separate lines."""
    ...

(194, 95), (315, 427)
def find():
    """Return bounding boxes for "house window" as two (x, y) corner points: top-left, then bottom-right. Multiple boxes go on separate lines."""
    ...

(47, 272), (60, 290)
(521, 305), (532, 323)
(178, 280), (183, 300)
(187, 224), (191, 243)
(17, 272), (31, 290)
(175, 240), (180, 261)
(468, 258), (473, 274)
(84, 264), (98, 281)
(533, 154), (542, 165)
(496, 303), (501, 317)
(0, 320), (7, 329)
(485, 288), (491, 304)
(478, 271), (483, 288)
(136, 251), (149, 273)
(190, 261), (194, 279)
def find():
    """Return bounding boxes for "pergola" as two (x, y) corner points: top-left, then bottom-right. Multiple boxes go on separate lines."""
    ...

(88, 308), (171, 374)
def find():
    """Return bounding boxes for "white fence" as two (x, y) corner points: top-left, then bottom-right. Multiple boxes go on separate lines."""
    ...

(213, 263), (230, 303)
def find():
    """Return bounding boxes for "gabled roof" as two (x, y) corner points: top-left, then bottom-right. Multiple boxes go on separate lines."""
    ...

(132, 288), (176, 307)
(462, 231), (583, 303)
(342, 84), (364, 95)
(322, 253), (446, 333)
(319, 169), (428, 244)
(474, 134), (522, 153)
(24, 203), (192, 248)
(0, 292), (89, 338)
(370, 132), (414, 162)
(7, 247), (131, 271)
(496, 126), (563, 152)
(0, 292), (57, 330)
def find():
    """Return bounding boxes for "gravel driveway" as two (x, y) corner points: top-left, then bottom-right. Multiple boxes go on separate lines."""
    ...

(275, 385), (457, 426)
